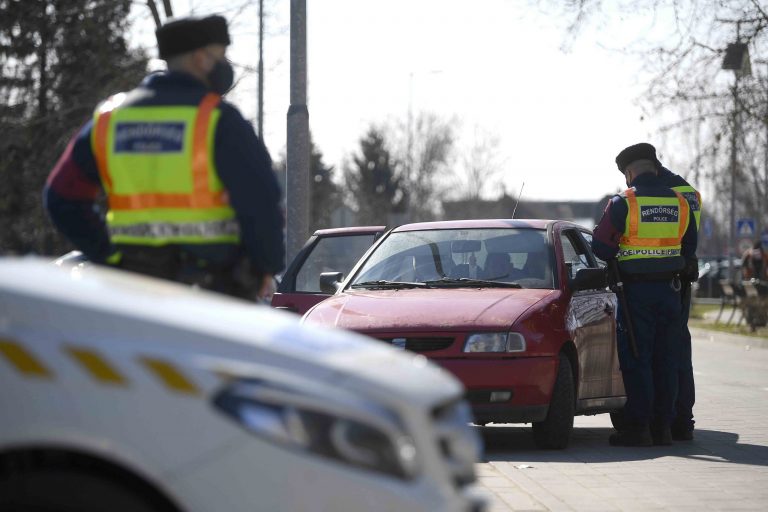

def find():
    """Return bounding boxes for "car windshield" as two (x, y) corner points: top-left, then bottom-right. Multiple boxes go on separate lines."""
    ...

(349, 227), (555, 289)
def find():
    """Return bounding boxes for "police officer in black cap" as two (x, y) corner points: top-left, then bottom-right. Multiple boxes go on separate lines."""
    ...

(591, 143), (698, 446)
(656, 156), (702, 442)
(45, 15), (284, 300)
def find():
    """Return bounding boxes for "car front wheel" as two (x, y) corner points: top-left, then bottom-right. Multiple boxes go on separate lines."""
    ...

(532, 353), (575, 449)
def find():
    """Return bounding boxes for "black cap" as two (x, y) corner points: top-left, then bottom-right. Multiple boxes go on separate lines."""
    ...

(615, 143), (661, 173)
(156, 15), (230, 60)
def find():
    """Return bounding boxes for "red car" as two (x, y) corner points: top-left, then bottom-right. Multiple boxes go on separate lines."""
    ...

(300, 219), (626, 448)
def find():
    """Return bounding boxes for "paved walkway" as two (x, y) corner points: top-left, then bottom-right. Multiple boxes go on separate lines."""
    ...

(476, 327), (768, 511)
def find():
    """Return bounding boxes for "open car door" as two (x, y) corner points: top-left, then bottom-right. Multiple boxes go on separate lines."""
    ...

(271, 226), (386, 314)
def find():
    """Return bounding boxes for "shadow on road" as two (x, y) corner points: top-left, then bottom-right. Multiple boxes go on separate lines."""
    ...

(479, 425), (768, 467)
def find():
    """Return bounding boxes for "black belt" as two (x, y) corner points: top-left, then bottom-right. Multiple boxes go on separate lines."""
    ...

(113, 244), (258, 299)
(621, 271), (680, 283)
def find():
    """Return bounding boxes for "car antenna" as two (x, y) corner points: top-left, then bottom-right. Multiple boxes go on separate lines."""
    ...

(511, 182), (525, 219)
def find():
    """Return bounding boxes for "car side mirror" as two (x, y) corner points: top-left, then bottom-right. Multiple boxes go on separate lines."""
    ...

(319, 271), (343, 295)
(570, 267), (608, 291)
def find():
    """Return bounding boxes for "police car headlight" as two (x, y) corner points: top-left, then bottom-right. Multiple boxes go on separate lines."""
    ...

(212, 379), (418, 480)
(463, 332), (526, 352)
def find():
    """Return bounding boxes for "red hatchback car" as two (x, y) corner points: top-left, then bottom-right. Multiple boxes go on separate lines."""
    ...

(301, 219), (626, 448)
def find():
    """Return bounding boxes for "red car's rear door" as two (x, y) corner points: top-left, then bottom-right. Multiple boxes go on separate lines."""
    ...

(271, 226), (385, 314)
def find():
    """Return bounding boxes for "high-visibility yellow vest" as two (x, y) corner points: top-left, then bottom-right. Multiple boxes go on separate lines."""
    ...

(617, 188), (690, 267)
(670, 184), (702, 230)
(91, 92), (239, 246)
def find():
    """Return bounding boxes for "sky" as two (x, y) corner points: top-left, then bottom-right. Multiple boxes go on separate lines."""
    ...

(129, 0), (667, 202)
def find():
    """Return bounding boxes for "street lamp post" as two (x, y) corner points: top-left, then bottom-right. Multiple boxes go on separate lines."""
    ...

(405, 69), (442, 223)
(286, 0), (310, 266)
(721, 37), (751, 281)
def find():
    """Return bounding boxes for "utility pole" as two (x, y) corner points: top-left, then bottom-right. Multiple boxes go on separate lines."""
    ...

(756, 59), (768, 240)
(161, 0), (173, 17)
(257, 0), (264, 138)
(286, 0), (310, 265)
(720, 20), (751, 281)
(729, 77), (740, 281)
(147, 0), (162, 28)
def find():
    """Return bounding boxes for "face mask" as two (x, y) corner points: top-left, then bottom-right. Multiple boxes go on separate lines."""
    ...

(207, 58), (234, 95)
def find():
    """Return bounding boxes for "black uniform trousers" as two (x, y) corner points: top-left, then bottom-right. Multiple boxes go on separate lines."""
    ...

(674, 281), (695, 431)
(616, 280), (683, 427)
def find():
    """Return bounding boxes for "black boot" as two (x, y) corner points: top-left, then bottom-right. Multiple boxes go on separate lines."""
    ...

(651, 424), (672, 446)
(609, 425), (652, 447)
(671, 425), (694, 441)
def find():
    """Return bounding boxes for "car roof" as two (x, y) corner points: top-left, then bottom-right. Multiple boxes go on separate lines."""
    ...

(312, 225), (387, 236)
(391, 219), (573, 232)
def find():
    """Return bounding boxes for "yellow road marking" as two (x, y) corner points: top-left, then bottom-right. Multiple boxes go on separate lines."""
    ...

(140, 357), (199, 395)
(0, 340), (52, 378)
(65, 346), (127, 385)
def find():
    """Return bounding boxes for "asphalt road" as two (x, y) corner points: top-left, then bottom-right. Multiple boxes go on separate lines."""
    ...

(476, 327), (768, 511)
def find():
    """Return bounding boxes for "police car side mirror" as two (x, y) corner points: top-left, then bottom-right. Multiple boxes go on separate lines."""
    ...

(570, 267), (608, 292)
(319, 272), (344, 295)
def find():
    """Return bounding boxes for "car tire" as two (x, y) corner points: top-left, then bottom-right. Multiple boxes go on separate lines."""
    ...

(532, 353), (575, 449)
(609, 409), (627, 431)
(0, 468), (167, 512)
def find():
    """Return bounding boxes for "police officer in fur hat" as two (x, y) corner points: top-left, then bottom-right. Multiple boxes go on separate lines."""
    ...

(45, 15), (284, 300)
(591, 143), (698, 446)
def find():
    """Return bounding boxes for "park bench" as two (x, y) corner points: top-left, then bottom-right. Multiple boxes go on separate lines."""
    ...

(715, 279), (740, 325)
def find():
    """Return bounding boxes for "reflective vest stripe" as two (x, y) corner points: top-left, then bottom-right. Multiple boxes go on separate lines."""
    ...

(677, 192), (689, 238)
(671, 185), (702, 230)
(108, 219), (240, 239)
(621, 188), (689, 246)
(192, 93), (220, 206)
(93, 94), (126, 193)
(94, 93), (227, 211)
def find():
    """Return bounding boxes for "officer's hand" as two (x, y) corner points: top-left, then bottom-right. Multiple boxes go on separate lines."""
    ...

(684, 258), (699, 282)
(257, 273), (276, 301)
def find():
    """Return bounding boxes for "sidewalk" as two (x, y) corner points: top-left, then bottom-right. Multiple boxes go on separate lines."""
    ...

(476, 321), (768, 511)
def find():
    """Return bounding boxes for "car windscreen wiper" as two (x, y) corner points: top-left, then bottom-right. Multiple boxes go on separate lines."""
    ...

(424, 277), (522, 289)
(349, 280), (428, 289)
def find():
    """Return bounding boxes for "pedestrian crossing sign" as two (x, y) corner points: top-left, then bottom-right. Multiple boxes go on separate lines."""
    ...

(737, 218), (755, 237)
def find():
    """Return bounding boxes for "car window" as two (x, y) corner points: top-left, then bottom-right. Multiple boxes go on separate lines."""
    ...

(578, 231), (606, 267)
(295, 234), (377, 292)
(350, 228), (555, 289)
(560, 231), (595, 280)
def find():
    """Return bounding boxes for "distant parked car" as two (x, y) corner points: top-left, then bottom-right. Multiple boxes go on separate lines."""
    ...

(695, 258), (742, 298)
(302, 219), (626, 449)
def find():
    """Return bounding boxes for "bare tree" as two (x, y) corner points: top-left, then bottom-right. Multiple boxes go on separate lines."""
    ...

(389, 111), (456, 222)
(456, 127), (505, 201)
(536, 0), (768, 251)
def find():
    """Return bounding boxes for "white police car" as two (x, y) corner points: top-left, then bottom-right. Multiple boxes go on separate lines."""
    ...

(0, 258), (485, 512)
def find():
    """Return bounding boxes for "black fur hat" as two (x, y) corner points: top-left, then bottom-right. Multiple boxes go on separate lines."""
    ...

(156, 15), (230, 60)
(615, 143), (662, 173)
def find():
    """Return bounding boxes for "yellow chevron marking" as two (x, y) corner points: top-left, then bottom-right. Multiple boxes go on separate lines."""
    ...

(140, 357), (199, 395)
(65, 346), (127, 385)
(0, 340), (52, 378)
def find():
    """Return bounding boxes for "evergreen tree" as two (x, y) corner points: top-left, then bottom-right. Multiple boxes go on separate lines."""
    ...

(310, 140), (341, 231)
(0, 0), (147, 255)
(344, 127), (405, 226)
(276, 136), (342, 231)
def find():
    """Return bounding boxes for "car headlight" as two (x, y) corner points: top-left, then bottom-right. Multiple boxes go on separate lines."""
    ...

(463, 332), (526, 353)
(212, 379), (418, 480)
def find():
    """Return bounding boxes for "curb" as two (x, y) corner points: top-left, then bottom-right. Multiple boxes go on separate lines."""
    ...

(690, 326), (768, 349)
